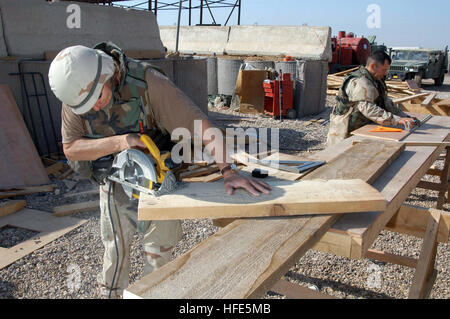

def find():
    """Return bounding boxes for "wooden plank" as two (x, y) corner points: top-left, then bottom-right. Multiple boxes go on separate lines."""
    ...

(0, 85), (50, 189)
(331, 66), (359, 77)
(408, 210), (441, 299)
(0, 208), (87, 270)
(435, 98), (450, 107)
(0, 200), (26, 218)
(125, 215), (339, 299)
(127, 139), (402, 299)
(365, 249), (418, 268)
(351, 113), (432, 142)
(270, 279), (337, 299)
(0, 184), (57, 199)
(138, 179), (386, 220)
(385, 205), (450, 243)
(405, 141), (450, 147)
(393, 93), (429, 104)
(305, 139), (405, 184)
(53, 201), (99, 217)
(421, 93), (437, 106)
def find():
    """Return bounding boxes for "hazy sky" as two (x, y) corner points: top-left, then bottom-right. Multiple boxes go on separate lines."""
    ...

(123, 0), (449, 49)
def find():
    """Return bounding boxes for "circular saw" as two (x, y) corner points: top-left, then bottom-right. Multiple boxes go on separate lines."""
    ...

(109, 134), (179, 199)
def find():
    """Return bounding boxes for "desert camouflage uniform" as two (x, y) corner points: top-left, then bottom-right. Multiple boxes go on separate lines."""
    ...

(327, 66), (411, 146)
(66, 43), (182, 298)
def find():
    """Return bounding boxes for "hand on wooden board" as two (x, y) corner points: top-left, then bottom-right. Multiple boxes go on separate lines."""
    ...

(223, 172), (272, 196)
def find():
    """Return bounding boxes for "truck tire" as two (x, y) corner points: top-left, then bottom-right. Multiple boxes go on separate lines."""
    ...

(414, 73), (422, 87)
(434, 73), (444, 86)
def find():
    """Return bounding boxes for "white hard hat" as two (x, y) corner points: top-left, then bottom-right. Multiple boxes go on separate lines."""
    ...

(48, 45), (115, 115)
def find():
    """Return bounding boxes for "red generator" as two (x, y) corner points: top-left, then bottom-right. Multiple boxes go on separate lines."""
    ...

(263, 73), (296, 119)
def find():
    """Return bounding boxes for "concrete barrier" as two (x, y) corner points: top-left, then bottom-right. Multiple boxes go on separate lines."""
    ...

(0, 0), (165, 59)
(294, 60), (328, 117)
(226, 26), (331, 61)
(159, 26), (229, 55)
(160, 25), (332, 61)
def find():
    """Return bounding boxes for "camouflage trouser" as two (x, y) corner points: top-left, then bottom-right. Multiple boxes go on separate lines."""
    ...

(97, 180), (182, 298)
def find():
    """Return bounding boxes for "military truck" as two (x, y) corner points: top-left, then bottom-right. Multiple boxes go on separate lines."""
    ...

(387, 47), (448, 87)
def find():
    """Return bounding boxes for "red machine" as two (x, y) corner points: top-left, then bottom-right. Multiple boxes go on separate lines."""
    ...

(330, 31), (371, 73)
(263, 73), (296, 119)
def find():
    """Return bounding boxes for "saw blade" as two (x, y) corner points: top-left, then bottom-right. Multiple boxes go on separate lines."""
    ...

(112, 149), (158, 198)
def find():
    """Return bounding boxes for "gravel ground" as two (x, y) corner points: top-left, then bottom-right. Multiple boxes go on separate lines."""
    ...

(0, 95), (448, 299)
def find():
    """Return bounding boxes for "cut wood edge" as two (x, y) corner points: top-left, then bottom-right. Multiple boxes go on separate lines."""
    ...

(0, 200), (26, 218)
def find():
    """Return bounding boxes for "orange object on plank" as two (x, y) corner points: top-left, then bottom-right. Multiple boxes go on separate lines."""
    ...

(370, 126), (403, 133)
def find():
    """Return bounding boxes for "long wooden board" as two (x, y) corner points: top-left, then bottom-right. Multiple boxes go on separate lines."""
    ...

(351, 113), (431, 142)
(138, 179), (386, 220)
(126, 139), (404, 299)
(0, 85), (50, 189)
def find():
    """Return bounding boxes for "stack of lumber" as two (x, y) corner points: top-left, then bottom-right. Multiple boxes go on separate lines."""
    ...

(327, 67), (450, 116)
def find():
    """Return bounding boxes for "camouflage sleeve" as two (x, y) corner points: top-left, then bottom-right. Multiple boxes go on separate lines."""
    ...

(355, 101), (401, 126)
(348, 77), (401, 126)
(384, 97), (411, 118)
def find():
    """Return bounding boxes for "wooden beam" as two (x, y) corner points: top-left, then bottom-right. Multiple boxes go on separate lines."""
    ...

(138, 179), (386, 220)
(0, 200), (26, 218)
(331, 66), (359, 77)
(0, 184), (57, 199)
(405, 141), (450, 147)
(393, 93), (429, 104)
(408, 210), (441, 299)
(421, 93), (437, 106)
(385, 205), (450, 243)
(270, 279), (337, 299)
(435, 99), (450, 107)
(53, 201), (99, 217)
(365, 249), (418, 268)
(126, 140), (404, 299)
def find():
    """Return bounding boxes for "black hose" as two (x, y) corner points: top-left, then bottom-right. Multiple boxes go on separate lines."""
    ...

(107, 181), (119, 299)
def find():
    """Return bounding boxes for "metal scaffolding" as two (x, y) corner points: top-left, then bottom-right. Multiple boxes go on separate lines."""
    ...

(63, 0), (242, 26)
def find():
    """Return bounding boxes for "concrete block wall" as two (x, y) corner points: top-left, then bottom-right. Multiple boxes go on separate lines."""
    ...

(160, 25), (332, 61)
(0, 0), (165, 59)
